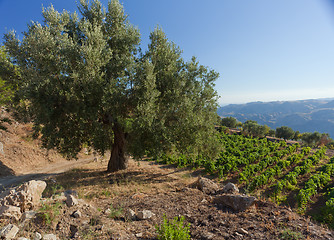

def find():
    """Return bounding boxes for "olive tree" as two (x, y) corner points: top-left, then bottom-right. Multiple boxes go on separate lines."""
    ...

(221, 116), (238, 128)
(0, 46), (21, 130)
(242, 120), (267, 138)
(275, 126), (295, 140)
(4, 0), (220, 172)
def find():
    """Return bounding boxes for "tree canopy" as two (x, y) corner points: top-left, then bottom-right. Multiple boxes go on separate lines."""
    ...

(242, 120), (268, 138)
(0, 46), (21, 130)
(275, 126), (295, 140)
(4, 0), (220, 172)
(221, 116), (238, 128)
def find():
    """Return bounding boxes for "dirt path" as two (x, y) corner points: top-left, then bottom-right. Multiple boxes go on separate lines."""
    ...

(0, 157), (95, 191)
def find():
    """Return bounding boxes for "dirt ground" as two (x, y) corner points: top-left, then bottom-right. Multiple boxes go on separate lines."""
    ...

(2, 158), (329, 240)
(1, 109), (334, 239)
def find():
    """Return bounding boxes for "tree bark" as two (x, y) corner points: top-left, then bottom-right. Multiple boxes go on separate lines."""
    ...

(107, 122), (128, 172)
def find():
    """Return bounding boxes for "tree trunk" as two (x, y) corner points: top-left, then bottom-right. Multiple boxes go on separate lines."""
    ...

(107, 122), (128, 172)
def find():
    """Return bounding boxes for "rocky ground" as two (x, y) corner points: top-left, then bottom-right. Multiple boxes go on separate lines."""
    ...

(1, 159), (334, 239)
(1, 109), (334, 239)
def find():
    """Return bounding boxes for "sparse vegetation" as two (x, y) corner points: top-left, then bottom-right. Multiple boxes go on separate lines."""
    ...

(38, 201), (63, 226)
(156, 215), (191, 240)
(107, 203), (123, 219)
(280, 228), (304, 239)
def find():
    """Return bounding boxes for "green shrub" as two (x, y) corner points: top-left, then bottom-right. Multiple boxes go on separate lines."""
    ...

(156, 215), (191, 240)
(280, 228), (304, 239)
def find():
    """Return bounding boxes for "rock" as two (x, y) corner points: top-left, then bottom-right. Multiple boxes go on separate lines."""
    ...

(235, 232), (243, 237)
(0, 142), (4, 155)
(34, 232), (42, 240)
(70, 225), (79, 238)
(66, 195), (78, 207)
(64, 190), (78, 197)
(104, 208), (111, 215)
(223, 182), (239, 194)
(213, 194), (256, 211)
(125, 208), (136, 221)
(195, 177), (219, 194)
(72, 210), (82, 218)
(0, 205), (22, 221)
(21, 210), (37, 221)
(135, 233), (143, 238)
(42, 234), (58, 240)
(0, 180), (46, 212)
(238, 228), (248, 235)
(0, 224), (19, 239)
(17, 238), (30, 240)
(137, 210), (154, 220)
(201, 232), (215, 239)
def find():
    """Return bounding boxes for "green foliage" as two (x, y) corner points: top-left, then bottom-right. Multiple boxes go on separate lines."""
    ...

(38, 201), (63, 225)
(276, 126), (295, 140)
(221, 116), (238, 128)
(156, 215), (191, 240)
(301, 132), (322, 147)
(280, 228), (304, 239)
(4, 0), (219, 171)
(0, 46), (21, 130)
(242, 120), (267, 138)
(108, 203), (123, 219)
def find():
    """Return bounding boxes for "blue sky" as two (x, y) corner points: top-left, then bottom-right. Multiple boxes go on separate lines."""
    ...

(1, 0), (334, 105)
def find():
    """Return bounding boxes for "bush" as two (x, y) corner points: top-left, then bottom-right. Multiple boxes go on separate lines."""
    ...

(280, 228), (304, 239)
(156, 215), (191, 240)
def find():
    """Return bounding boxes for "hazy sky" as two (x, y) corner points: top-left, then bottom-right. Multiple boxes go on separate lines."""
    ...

(1, 0), (334, 105)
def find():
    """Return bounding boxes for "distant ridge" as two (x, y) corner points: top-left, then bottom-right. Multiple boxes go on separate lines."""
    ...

(217, 98), (334, 137)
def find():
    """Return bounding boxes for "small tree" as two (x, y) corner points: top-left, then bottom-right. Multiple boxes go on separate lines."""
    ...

(275, 126), (295, 140)
(268, 129), (276, 137)
(221, 116), (238, 128)
(4, 0), (220, 172)
(293, 130), (301, 141)
(242, 120), (266, 138)
(301, 131), (322, 147)
(319, 133), (332, 146)
(0, 46), (21, 130)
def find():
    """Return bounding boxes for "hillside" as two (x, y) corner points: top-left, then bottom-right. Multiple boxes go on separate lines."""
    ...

(0, 107), (80, 178)
(1, 159), (334, 239)
(218, 98), (334, 137)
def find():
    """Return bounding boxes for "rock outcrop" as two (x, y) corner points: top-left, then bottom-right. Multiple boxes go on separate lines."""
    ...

(194, 177), (219, 194)
(0, 180), (47, 212)
(213, 194), (256, 211)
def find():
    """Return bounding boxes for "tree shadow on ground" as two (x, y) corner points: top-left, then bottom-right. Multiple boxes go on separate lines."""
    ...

(47, 159), (206, 193)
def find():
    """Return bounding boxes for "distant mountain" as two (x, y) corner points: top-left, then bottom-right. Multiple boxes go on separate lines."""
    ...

(217, 98), (334, 137)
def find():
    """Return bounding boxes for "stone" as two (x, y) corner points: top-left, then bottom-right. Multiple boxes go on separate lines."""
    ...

(64, 190), (78, 197)
(104, 208), (111, 215)
(42, 234), (58, 240)
(235, 232), (243, 237)
(125, 208), (136, 221)
(214, 194), (256, 211)
(17, 238), (30, 240)
(222, 182), (239, 194)
(0, 180), (46, 212)
(0, 205), (22, 221)
(0, 142), (4, 155)
(238, 228), (248, 235)
(70, 225), (79, 238)
(135, 233), (143, 238)
(0, 224), (19, 239)
(66, 195), (78, 207)
(195, 177), (219, 194)
(72, 210), (82, 218)
(201, 232), (215, 239)
(21, 210), (37, 221)
(34, 232), (42, 240)
(137, 210), (154, 220)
